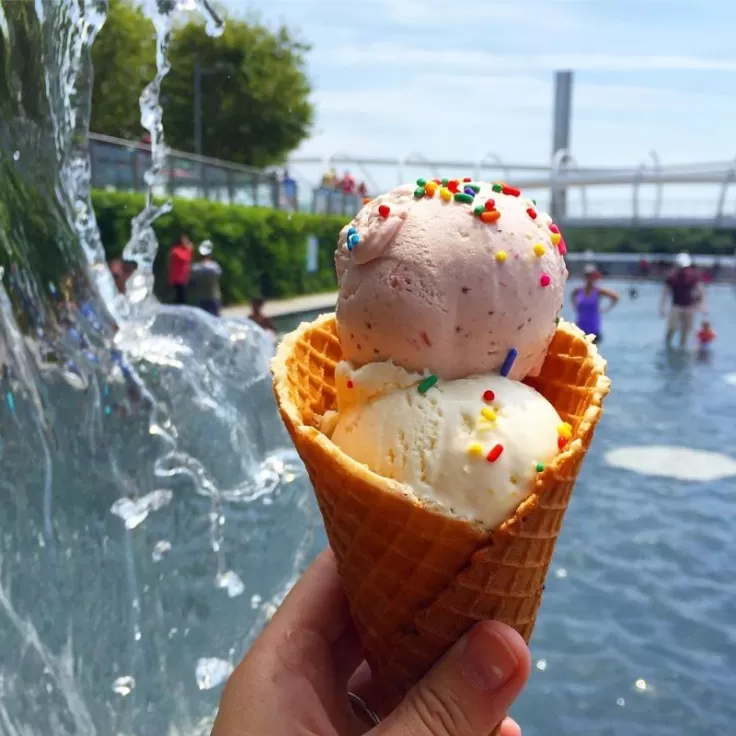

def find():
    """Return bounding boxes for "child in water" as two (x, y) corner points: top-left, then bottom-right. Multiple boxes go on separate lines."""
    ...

(696, 320), (717, 346)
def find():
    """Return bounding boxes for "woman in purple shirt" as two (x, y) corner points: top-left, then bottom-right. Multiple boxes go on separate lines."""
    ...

(572, 265), (620, 343)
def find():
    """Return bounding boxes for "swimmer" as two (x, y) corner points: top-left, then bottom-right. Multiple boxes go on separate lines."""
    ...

(571, 265), (620, 343)
(696, 319), (716, 347)
(248, 297), (277, 333)
(660, 252), (704, 349)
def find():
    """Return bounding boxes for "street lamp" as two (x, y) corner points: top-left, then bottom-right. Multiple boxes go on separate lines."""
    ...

(193, 58), (233, 198)
(193, 57), (231, 158)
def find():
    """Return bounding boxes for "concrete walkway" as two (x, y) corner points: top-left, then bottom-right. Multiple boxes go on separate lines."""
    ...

(223, 291), (338, 319)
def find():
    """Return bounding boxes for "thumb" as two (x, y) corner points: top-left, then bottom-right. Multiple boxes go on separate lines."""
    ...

(375, 621), (531, 736)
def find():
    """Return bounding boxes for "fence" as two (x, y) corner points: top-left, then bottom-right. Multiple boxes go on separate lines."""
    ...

(89, 133), (364, 215)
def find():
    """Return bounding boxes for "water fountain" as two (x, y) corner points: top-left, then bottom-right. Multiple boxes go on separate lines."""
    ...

(0, 2), (322, 733)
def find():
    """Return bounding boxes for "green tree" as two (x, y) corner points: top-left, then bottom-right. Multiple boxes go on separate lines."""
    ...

(163, 16), (313, 166)
(90, 0), (155, 141)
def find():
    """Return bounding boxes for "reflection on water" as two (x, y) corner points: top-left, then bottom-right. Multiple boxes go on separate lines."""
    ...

(0, 2), (323, 734)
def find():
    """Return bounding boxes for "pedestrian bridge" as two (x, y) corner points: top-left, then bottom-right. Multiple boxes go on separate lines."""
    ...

(89, 134), (736, 229)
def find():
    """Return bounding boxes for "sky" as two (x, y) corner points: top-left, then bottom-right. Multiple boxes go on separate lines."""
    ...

(218, 0), (736, 213)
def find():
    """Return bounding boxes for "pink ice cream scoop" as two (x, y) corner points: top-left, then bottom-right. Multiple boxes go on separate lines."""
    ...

(335, 179), (568, 381)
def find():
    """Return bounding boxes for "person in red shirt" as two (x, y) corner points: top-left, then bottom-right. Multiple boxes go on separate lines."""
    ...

(696, 320), (716, 346)
(659, 252), (704, 348)
(169, 233), (194, 304)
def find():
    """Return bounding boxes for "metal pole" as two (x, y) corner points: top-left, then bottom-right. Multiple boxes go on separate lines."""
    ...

(194, 58), (202, 157)
(194, 57), (203, 197)
(551, 70), (574, 220)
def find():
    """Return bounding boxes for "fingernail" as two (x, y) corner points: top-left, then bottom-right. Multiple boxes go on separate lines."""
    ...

(458, 622), (520, 692)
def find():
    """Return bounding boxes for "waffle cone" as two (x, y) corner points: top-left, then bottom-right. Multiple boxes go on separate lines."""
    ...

(272, 313), (610, 718)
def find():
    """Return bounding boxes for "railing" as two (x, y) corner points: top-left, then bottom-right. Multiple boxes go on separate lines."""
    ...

(89, 134), (736, 226)
(90, 132), (368, 216)
(89, 133), (282, 208)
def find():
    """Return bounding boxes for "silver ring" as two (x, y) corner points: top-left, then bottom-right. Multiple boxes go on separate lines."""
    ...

(348, 691), (381, 727)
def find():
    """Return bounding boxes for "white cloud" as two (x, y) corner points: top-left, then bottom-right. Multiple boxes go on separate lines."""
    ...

(316, 44), (736, 72)
(379, 0), (582, 31)
(312, 73), (735, 140)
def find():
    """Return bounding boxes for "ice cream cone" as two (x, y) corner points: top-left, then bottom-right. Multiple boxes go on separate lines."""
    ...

(271, 312), (610, 719)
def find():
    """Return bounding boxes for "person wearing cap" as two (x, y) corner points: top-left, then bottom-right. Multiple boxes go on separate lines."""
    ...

(189, 240), (223, 316)
(571, 264), (619, 344)
(660, 252), (704, 348)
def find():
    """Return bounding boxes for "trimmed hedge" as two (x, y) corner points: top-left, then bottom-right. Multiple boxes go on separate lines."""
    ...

(92, 190), (344, 304)
(92, 190), (736, 304)
(564, 226), (736, 257)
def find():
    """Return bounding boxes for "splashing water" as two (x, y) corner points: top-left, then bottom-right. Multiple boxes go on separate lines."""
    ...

(0, 2), (322, 734)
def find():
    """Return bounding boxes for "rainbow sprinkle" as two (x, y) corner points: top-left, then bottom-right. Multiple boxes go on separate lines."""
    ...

(467, 442), (484, 457)
(439, 187), (452, 201)
(557, 422), (573, 439)
(481, 210), (501, 224)
(495, 250), (508, 262)
(533, 244), (546, 257)
(347, 227), (359, 251)
(417, 374), (438, 394)
(487, 444), (504, 463)
(536, 462), (545, 472)
(483, 389), (495, 402)
(551, 233), (562, 246)
(540, 273), (551, 287)
(378, 204), (390, 218)
(500, 348), (517, 377)
(480, 407), (497, 422)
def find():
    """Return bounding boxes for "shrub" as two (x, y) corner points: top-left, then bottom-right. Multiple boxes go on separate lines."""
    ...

(92, 190), (736, 304)
(92, 190), (345, 304)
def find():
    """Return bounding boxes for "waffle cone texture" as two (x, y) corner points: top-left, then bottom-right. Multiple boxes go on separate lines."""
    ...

(271, 313), (610, 715)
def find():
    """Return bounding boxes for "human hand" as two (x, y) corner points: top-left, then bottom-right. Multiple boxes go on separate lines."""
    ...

(212, 549), (531, 736)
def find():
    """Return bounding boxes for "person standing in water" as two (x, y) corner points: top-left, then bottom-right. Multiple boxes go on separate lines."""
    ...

(571, 265), (619, 343)
(189, 240), (223, 316)
(660, 252), (704, 348)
